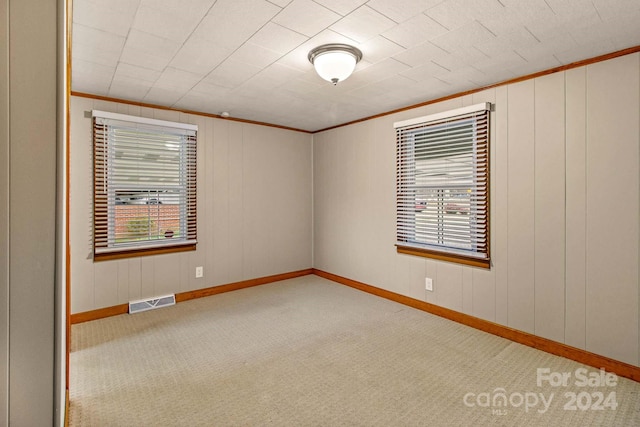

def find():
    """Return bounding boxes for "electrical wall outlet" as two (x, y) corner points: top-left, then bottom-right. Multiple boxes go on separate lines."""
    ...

(195, 266), (203, 278)
(425, 277), (433, 291)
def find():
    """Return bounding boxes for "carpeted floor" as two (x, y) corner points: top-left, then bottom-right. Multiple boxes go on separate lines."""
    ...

(70, 275), (640, 426)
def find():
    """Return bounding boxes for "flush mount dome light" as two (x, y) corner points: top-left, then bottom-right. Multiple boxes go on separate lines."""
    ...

(308, 43), (363, 85)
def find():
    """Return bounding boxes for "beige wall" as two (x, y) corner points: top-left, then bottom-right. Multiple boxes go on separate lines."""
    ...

(1, 0), (59, 424)
(313, 53), (640, 367)
(0, 0), (8, 420)
(70, 96), (313, 314)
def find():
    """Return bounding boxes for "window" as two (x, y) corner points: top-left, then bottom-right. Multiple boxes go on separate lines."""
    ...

(92, 110), (197, 260)
(394, 103), (490, 268)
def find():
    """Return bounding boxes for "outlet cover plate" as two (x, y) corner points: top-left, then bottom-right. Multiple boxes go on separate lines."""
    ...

(425, 277), (433, 291)
(195, 266), (203, 278)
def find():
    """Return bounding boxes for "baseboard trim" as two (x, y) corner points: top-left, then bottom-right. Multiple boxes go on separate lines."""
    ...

(70, 268), (314, 324)
(70, 303), (129, 324)
(175, 269), (314, 303)
(312, 269), (640, 383)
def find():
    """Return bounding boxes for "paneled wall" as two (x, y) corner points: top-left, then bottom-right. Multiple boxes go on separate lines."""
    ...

(313, 53), (640, 366)
(70, 96), (313, 314)
(1, 0), (58, 424)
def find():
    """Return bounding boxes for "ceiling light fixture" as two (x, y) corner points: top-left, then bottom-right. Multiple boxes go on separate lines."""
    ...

(308, 44), (363, 85)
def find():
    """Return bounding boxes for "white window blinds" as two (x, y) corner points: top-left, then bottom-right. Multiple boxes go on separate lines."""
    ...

(93, 110), (197, 258)
(394, 103), (490, 267)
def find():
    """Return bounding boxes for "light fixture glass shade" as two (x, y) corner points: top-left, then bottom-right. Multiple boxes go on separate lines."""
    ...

(308, 44), (362, 85)
(313, 51), (356, 84)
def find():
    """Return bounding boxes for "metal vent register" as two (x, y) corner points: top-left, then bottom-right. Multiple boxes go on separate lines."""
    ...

(129, 294), (176, 314)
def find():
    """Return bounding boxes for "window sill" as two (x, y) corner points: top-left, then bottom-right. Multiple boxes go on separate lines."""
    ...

(94, 243), (196, 262)
(396, 245), (490, 269)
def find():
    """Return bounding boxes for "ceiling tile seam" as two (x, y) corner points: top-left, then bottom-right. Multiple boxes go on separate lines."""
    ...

(473, 46), (491, 60)
(429, 38), (452, 55)
(557, 34), (581, 63)
(321, 28), (361, 46)
(476, 20), (498, 38)
(71, 23), (127, 70)
(513, 50), (528, 63)
(308, 0), (349, 17)
(391, 41), (450, 67)
(229, 28), (363, 93)
(469, 63), (488, 79)
(267, 21), (311, 42)
(200, 2), (346, 86)
(169, 0), (220, 53)
(328, 3), (400, 44)
(432, 75), (451, 86)
(236, 22), (321, 72)
(378, 33), (409, 52)
(358, 3), (400, 26)
(422, 12), (451, 34)
(381, 16), (450, 50)
(524, 26), (542, 44)
(108, 1), (146, 99)
(542, 0), (556, 15)
(113, 29), (180, 90)
(424, 12), (452, 32)
(112, 30), (186, 102)
(591, 2), (604, 22)
(219, 42), (283, 76)
(430, 60), (451, 73)
(114, 61), (162, 97)
(280, 0), (343, 28)
(172, 4), (290, 109)
(303, 20), (358, 45)
(154, 1), (340, 107)
(265, 0), (286, 9)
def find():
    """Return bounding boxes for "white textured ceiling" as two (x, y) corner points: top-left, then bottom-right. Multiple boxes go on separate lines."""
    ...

(72, 0), (640, 132)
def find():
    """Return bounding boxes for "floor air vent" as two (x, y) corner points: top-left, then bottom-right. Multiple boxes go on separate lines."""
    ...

(129, 294), (176, 314)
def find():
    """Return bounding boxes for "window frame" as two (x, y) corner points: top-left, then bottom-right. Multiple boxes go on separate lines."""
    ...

(92, 110), (197, 261)
(394, 103), (491, 269)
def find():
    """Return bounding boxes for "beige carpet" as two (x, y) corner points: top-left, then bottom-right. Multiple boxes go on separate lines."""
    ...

(70, 275), (640, 426)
